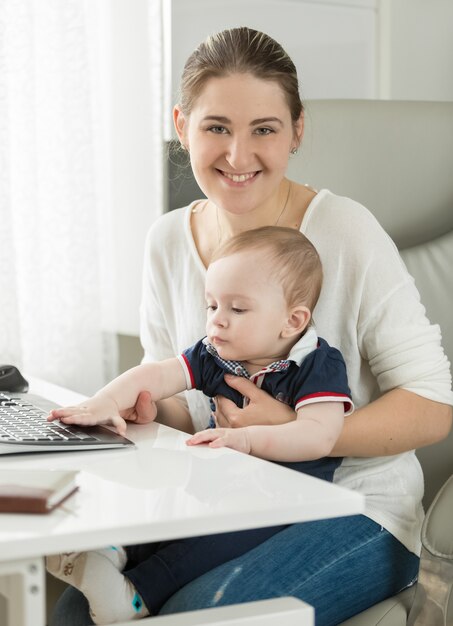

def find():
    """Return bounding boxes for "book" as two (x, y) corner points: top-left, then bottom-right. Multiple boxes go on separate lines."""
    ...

(0, 468), (79, 514)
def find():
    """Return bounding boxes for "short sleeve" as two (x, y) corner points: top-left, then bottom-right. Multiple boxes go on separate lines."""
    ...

(294, 340), (354, 415)
(179, 339), (208, 390)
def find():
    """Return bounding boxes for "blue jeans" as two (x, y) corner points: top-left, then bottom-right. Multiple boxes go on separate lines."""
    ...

(48, 515), (419, 626)
(125, 524), (291, 615)
(124, 459), (340, 615)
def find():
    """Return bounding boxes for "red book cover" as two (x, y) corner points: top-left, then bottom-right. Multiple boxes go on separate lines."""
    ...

(0, 469), (78, 514)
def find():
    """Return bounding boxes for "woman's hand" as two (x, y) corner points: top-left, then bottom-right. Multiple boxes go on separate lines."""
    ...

(187, 426), (251, 454)
(119, 390), (157, 425)
(214, 374), (296, 428)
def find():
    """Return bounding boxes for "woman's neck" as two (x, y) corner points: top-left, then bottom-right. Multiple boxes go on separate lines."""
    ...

(214, 179), (291, 244)
(190, 179), (317, 268)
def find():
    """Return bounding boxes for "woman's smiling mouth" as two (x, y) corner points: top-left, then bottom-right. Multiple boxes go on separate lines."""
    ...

(219, 170), (259, 184)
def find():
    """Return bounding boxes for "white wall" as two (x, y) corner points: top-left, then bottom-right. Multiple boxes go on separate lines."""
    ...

(379, 0), (453, 101)
(90, 0), (164, 336)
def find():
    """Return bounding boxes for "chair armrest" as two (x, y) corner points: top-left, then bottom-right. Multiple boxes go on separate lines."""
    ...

(407, 474), (453, 625)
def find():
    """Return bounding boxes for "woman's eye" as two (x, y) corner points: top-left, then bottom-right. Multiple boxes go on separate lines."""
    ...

(254, 127), (274, 136)
(208, 126), (228, 134)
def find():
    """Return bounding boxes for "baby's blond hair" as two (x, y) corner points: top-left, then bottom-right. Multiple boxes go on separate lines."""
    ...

(211, 226), (323, 311)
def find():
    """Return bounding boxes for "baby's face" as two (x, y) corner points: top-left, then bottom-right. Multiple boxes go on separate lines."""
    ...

(205, 250), (290, 365)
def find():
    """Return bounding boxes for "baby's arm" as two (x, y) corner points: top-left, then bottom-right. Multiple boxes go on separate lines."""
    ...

(47, 359), (188, 435)
(187, 402), (344, 461)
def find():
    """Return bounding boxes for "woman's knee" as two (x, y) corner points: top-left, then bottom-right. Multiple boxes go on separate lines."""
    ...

(159, 516), (419, 622)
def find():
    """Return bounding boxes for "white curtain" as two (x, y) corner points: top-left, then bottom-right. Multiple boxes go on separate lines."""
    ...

(0, 0), (165, 395)
(0, 0), (166, 394)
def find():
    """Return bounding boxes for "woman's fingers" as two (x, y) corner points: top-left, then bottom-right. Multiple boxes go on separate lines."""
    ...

(216, 374), (296, 428)
(224, 374), (259, 398)
(214, 396), (238, 427)
(130, 391), (158, 424)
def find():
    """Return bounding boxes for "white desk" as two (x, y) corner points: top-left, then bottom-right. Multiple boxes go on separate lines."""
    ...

(0, 379), (365, 626)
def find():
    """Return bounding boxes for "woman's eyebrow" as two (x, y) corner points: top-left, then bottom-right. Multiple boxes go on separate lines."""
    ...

(250, 117), (283, 126)
(202, 115), (231, 124)
(201, 115), (283, 126)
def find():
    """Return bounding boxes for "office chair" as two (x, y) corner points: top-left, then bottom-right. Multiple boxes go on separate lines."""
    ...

(287, 99), (453, 626)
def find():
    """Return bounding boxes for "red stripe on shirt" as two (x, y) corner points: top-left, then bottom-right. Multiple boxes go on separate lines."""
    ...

(180, 353), (196, 389)
(295, 391), (353, 413)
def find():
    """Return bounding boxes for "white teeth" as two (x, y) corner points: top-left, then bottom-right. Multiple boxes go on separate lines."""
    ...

(223, 172), (255, 183)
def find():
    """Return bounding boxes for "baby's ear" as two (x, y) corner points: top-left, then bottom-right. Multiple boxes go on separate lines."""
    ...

(281, 306), (311, 338)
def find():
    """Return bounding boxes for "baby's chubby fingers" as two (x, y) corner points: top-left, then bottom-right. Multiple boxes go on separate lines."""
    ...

(47, 406), (128, 436)
(186, 429), (225, 447)
(47, 407), (86, 422)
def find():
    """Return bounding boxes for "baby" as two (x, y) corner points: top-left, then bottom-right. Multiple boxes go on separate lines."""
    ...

(47, 226), (353, 623)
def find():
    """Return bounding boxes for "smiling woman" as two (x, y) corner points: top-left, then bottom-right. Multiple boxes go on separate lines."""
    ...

(174, 74), (302, 224)
(174, 75), (313, 269)
(49, 25), (452, 626)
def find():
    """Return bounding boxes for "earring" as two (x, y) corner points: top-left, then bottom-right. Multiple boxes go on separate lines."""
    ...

(290, 147), (298, 155)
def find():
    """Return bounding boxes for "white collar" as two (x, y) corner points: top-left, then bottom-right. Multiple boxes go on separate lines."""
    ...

(202, 326), (318, 372)
(286, 326), (319, 365)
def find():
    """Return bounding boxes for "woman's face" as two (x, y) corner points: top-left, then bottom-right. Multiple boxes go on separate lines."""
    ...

(174, 73), (303, 217)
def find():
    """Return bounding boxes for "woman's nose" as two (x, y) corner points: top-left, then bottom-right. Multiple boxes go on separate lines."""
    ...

(225, 136), (253, 171)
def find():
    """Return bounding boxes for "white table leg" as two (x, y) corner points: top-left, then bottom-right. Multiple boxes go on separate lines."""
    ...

(115, 597), (314, 626)
(0, 557), (45, 626)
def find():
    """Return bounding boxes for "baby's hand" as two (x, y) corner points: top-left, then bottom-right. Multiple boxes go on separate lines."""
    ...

(186, 427), (251, 454)
(47, 397), (128, 436)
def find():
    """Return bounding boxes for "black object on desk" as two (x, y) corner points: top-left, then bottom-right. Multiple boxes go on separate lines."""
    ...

(0, 365), (29, 393)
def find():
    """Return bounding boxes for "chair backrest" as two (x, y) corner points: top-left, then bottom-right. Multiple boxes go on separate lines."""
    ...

(287, 100), (453, 507)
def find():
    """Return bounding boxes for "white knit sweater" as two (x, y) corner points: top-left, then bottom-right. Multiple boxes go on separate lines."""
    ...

(140, 189), (453, 555)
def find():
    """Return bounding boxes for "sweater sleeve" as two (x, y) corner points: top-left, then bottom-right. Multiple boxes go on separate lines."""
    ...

(304, 191), (452, 407)
(138, 207), (211, 430)
(139, 219), (177, 365)
(353, 211), (452, 404)
(360, 273), (452, 402)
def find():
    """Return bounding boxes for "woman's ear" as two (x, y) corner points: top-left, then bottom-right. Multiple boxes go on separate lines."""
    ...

(281, 305), (311, 338)
(292, 111), (304, 150)
(173, 105), (188, 148)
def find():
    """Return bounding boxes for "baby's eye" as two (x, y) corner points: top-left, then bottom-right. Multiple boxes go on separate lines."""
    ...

(232, 307), (247, 314)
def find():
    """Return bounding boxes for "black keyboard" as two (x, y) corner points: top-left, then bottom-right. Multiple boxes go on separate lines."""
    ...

(0, 393), (98, 442)
(0, 392), (134, 454)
